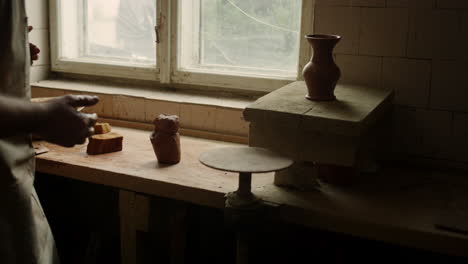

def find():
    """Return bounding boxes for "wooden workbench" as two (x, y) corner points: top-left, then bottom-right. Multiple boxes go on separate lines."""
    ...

(35, 127), (468, 259)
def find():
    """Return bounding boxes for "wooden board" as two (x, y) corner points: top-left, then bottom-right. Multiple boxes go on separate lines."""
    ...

(35, 127), (272, 208)
(34, 127), (468, 258)
(257, 168), (468, 257)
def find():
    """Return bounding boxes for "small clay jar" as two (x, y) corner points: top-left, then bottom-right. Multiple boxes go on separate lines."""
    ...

(150, 114), (181, 164)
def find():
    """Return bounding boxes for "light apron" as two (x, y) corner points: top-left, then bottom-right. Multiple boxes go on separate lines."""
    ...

(0, 1), (59, 263)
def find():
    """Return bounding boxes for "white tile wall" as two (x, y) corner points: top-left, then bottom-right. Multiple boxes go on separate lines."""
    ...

(352, 0), (386, 7)
(26, 0), (48, 29)
(26, 0), (50, 83)
(387, 0), (435, 8)
(431, 60), (468, 112)
(29, 29), (50, 66)
(314, 6), (360, 54)
(419, 109), (453, 159)
(315, 0), (385, 7)
(462, 11), (468, 60)
(359, 8), (408, 57)
(391, 106), (424, 155)
(436, 0), (468, 9)
(336, 54), (382, 88)
(453, 113), (468, 162)
(407, 10), (461, 59)
(315, 0), (354, 6)
(316, 1), (468, 164)
(30, 65), (50, 83)
(382, 58), (431, 108)
(391, 107), (452, 158)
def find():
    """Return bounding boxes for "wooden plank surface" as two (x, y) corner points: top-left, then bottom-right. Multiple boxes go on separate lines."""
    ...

(257, 168), (468, 257)
(35, 126), (272, 208)
(34, 127), (468, 257)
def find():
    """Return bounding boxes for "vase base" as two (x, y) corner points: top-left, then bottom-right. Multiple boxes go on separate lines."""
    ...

(305, 94), (336, 101)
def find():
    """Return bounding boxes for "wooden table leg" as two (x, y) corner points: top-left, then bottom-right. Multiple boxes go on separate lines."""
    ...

(120, 190), (190, 264)
(169, 203), (188, 264)
(119, 190), (137, 264)
(236, 230), (249, 264)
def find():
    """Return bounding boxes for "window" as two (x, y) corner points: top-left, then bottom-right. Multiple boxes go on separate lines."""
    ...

(85, 0), (157, 65)
(50, 0), (313, 92)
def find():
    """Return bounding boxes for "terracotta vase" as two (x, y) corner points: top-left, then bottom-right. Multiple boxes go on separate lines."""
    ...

(302, 34), (341, 101)
(150, 114), (181, 164)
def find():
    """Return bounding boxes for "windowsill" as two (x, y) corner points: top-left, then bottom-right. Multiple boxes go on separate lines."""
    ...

(32, 79), (256, 110)
(31, 78), (256, 142)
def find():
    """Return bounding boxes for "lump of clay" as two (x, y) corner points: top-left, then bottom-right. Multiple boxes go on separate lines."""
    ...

(87, 132), (123, 155)
(150, 114), (181, 164)
(94, 123), (112, 134)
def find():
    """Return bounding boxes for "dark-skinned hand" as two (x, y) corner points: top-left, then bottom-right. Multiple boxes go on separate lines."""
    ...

(35, 95), (99, 147)
(28, 26), (40, 65)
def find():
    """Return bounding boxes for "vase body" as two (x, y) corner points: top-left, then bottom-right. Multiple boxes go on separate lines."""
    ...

(302, 34), (341, 101)
(150, 114), (181, 164)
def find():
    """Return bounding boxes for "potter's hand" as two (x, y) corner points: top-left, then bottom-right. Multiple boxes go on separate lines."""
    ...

(28, 26), (40, 65)
(35, 95), (99, 147)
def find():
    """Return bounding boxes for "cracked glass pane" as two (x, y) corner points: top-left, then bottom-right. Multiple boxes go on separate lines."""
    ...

(179, 0), (302, 78)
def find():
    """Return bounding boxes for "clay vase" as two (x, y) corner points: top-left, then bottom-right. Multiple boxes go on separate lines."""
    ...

(150, 114), (181, 164)
(302, 34), (341, 101)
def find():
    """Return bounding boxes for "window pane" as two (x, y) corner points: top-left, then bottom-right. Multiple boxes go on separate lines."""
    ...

(179, 0), (302, 78)
(59, 0), (156, 66)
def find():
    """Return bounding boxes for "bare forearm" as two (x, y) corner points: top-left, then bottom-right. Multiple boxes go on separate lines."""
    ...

(0, 95), (46, 138)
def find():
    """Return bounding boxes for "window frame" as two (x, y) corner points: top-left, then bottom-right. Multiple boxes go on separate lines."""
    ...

(49, 0), (314, 93)
(50, 0), (162, 81)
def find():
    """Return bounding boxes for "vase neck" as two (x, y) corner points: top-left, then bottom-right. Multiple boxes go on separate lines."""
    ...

(308, 38), (338, 63)
(312, 49), (334, 63)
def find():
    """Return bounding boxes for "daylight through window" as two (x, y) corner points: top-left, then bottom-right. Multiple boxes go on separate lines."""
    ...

(52, 0), (308, 91)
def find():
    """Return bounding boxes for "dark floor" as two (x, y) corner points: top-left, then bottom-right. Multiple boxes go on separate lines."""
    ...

(35, 173), (468, 264)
